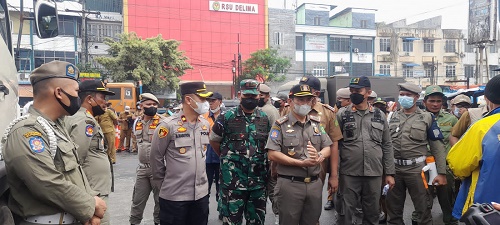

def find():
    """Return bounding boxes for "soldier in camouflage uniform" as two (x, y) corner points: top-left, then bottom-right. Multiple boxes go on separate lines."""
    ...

(209, 79), (271, 225)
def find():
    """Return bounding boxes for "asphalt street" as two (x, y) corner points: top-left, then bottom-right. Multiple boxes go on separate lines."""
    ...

(109, 152), (450, 225)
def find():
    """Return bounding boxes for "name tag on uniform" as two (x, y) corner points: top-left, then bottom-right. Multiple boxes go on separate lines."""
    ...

(200, 131), (209, 136)
(175, 133), (191, 138)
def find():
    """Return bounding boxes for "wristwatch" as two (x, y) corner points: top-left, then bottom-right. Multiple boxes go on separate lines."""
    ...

(318, 152), (323, 159)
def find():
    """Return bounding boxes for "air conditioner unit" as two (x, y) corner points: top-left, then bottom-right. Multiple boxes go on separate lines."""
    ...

(404, 52), (410, 56)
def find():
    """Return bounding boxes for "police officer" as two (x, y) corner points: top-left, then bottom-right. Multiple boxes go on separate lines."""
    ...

(2, 61), (106, 224)
(210, 79), (271, 225)
(65, 79), (115, 225)
(418, 85), (458, 225)
(266, 83), (332, 225)
(128, 93), (163, 225)
(96, 102), (118, 163)
(297, 76), (342, 211)
(118, 105), (133, 152)
(272, 93), (288, 115)
(386, 82), (448, 225)
(337, 77), (395, 225)
(151, 82), (212, 225)
(130, 101), (143, 153)
(335, 87), (351, 110)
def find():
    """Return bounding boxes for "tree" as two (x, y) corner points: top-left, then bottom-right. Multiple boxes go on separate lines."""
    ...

(241, 48), (291, 83)
(95, 32), (192, 93)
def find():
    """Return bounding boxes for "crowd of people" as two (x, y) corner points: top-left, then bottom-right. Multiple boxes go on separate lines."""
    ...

(1, 59), (500, 225)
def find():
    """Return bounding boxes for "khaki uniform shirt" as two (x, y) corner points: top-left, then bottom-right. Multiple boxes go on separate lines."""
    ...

(388, 108), (447, 174)
(150, 110), (210, 201)
(119, 111), (132, 130)
(434, 110), (458, 152)
(265, 113), (333, 177)
(66, 108), (112, 196)
(337, 105), (395, 176)
(134, 114), (164, 164)
(451, 106), (488, 139)
(259, 100), (280, 125)
(3, 107), (95, 222)
(95, 109), (117, 134)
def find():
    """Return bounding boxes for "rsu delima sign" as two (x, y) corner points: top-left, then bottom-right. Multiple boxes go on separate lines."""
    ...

(209, 1), (259, 14)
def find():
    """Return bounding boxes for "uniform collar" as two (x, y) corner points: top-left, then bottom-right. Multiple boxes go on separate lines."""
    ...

(236, 105), (260, 118)
(349, 104), (374, 113)
(287, 111), (310, 126)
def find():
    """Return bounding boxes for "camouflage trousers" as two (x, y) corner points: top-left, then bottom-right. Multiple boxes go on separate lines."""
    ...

(218, 188), (267, 225)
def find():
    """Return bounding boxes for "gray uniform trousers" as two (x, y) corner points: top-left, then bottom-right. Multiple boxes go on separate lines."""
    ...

(341, 175), (382, 225)
(129, 166), (160, 224)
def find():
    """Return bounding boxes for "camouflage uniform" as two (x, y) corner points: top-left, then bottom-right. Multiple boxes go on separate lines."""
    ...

(210, 106), (271, 225)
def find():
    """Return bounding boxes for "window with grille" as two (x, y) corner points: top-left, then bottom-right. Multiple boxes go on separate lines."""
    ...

(424, 39), (434, 52)
(296, 36), (303, 50)
(329, 37), (350, 52)
(464, 65), (474, 78)
(380, 38), (390, 52)
(314, 17), (321, 25)
(403, 65), (414, 77)
(445, 40), (456, 53)
(403, 39), (413, 52)
(379, 64), (390, 75)
(445, 65), (456, 77)
(274, 32), (284, 45)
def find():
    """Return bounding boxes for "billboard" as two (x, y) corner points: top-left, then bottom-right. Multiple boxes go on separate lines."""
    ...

(305, 35), (327, 51)
(468, 0), (497, 44)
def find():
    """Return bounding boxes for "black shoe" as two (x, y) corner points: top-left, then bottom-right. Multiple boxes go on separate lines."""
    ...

(219, 214), (223, 220)
(411, 220), (417, 225)
(324, 200), (334, 210)
(379, 212), (387, 224)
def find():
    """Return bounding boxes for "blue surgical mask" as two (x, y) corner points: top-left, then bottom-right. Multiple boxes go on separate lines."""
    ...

(453, 107), (461, 118)
(398, 96), (415, 109)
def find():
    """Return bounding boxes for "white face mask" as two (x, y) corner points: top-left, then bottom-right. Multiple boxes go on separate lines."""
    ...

(210, 106), (221, 113)
(293, 104), (311, 116)
(189, 97), (209, 115)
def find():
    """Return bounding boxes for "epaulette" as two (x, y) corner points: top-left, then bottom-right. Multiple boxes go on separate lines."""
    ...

(322, 103), (336, 113)
(310, 115), (321, 122)
(275, 116), (288, 125)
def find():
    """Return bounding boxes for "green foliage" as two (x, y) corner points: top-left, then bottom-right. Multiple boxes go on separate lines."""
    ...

(241, 48), (291, 83)
(95, 32), (192, 92)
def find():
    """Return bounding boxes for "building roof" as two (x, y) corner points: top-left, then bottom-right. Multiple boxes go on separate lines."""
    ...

(19, 84), (33, 98)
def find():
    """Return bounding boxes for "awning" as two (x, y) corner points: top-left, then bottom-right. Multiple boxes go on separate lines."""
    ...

(403, 63), (420, 67)
(403, 37), (420, 41)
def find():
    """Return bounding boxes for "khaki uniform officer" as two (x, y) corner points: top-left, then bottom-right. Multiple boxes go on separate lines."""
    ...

(129, 93), (164, 225)
(337, 76), (395, 225)
(266, 84), (333, 225)
(65, 80), (115, 225)
(151, 82), (212, 225)
(118, 106), (133, 151)
(95, 107), (118, 163)
(386, 83), (448, 225)
(2, 61), (106, 225)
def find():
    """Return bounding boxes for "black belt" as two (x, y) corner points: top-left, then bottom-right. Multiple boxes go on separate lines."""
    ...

(278, 174), (319, 183)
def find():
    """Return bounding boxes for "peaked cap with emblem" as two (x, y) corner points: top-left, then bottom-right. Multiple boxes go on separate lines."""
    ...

(30, 60), (79, 85)
(140, 93), (159, 104)
(79, 79), (115, 95)
(452, 94), (471, 105)
(336, 87), (351, 99)
(398, 82), (421, 95)
(258, 83), (271, 93)
(240, 79), (260, 95)
(180, 82), (213, 98)
(289, 84), (314, 97)
(299, 76), (321, 91)
(349, 76), (371, 88)
(424, 85), (444, 97)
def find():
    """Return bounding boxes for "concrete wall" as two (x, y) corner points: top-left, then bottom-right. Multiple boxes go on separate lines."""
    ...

(352, 12), (375, 29)
(329, 12), (351, 27)
(268, 8), (297, 82)
(304, 9), (329, 26)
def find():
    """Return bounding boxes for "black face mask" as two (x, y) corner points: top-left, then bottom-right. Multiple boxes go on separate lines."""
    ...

(90, 98), (106, 116)
(56, 88), (81, 116)
(257, 98), (266, 107)
(273, 101), (281, 109)
(143, 106), (157, 116)
(350, 93), (365, 105)
(335, 100), (342, 109)
(241, 98), (258, 110)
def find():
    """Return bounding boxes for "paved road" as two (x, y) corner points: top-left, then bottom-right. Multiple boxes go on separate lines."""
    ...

(109, 153), (450, 225)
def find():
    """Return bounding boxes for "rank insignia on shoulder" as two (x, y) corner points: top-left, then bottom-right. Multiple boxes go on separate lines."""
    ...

(85, 124), (94, 137)
(324, 104), (336, 113)
(270, 129), (280, 140)
(136, 122), (143, 131)
(29, 136), (45, 153)
(310, 115), (320, 122)
(276, 116), (288, 125)
(23, 131), (42, 138)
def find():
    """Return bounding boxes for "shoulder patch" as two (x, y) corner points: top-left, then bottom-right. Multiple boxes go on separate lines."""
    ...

(24, 131), (42, 138)
(270, 128), (280, 140)
(135, 122), (143, 131)
(310, 115), (321, 122)
(276, 116), (289, 125)
(85, 124), (94, 137)
(323, 103), (336, 113)
(158, 126), (169, 138)
(29, 136), (45, 153)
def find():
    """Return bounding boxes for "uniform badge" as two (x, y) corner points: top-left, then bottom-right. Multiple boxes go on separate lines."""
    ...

(202, 125), (207, 130)
(320, 126), (327, 134)
(181, 115), (187, 122)
(288, 147), (296, 156)
(24, 131), (42, 138)
(270, 129), (280, 140)
(313, 126), (319, 134)
(177, 127), (187, 133)
(285, 129), (294, 133)
(85, 124), (94, 137)
(177, 121), (183, 126)
(66, 64), (76, 78)
(136, 122), (143, 131)
(179, 147), (187, 154)
(29, 136), (45, 153)
(158, 126), (169, 138)
(203, 145), (207, 151)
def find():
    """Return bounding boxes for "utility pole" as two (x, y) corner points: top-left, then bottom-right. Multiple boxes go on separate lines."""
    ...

(66, 0), (100, 65)
(237, 33), (242, 91)
(232, 55), (236, 98)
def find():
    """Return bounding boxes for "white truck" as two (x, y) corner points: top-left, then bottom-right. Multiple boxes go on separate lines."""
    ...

(0, 0), (58, 222)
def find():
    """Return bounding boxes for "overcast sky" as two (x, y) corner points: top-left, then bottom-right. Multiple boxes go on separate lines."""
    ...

(269, 0), (469, 29)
